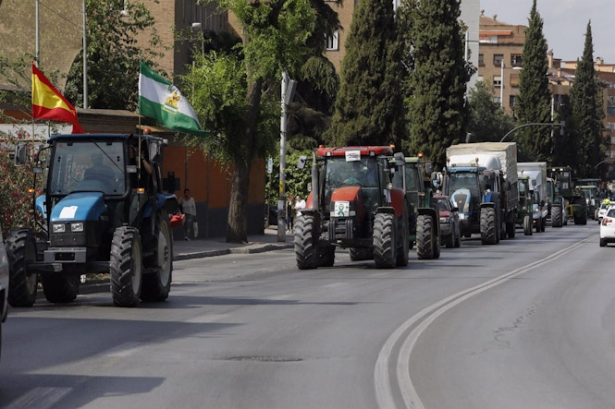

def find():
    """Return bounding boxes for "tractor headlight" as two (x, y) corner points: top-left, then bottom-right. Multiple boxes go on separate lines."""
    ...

(70, 222), (84, 232)
(53, 223), (66, 233)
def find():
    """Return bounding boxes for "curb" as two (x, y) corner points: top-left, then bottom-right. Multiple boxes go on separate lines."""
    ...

(173, 243), (294, 261)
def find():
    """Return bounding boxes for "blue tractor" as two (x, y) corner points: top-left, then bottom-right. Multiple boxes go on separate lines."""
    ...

(6, 133), (177, 307)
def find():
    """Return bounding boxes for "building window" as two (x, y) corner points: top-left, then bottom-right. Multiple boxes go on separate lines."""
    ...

(493, 75), (502, 87)
(326, 31), (339, 51)
(608, 95), (615, 105)
(478, 54), (484, 66)
(492, 96), (501, 105)
(607, 106), (615, 116)
(510, 54), (523, 66)
(509, 95), (517, 107)
(607, 123), (615, 132)
(477, 75), (484, 83)
(493, 54), (504, 66)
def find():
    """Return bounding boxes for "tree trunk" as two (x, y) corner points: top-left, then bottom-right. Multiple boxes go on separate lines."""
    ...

(226, 78), (263, 243)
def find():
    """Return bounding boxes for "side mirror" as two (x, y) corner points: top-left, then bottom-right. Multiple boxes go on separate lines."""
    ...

(451, 206), (459, 212)
(14, 142), (27, 166)
(394, 152), (405, 166)
(297, 155), (307, 169)
(425, 162), (433, 174)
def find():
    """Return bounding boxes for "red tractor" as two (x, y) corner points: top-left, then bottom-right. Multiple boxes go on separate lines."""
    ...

(294, 146), (410, 269)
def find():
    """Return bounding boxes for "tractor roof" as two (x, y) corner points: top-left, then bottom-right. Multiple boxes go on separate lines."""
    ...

(48, 133), (165, 143)
(316, 146), (394, 157)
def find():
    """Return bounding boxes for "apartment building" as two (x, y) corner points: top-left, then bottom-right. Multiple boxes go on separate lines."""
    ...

(477, 14), (526, 116)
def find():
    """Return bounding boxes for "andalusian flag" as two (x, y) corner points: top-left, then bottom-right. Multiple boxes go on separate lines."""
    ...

(138, 62), (209, 137)
(31, 63), (84, 134)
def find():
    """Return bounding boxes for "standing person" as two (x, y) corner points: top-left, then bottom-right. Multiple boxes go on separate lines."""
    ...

(286, 193), (295, 232)
(179, 188), (197, 240)
(295, 194), (306, 218)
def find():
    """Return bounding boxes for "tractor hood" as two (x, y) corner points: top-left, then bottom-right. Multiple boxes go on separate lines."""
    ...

(50, 192), (107, 223)
(330, 185), (365, 219)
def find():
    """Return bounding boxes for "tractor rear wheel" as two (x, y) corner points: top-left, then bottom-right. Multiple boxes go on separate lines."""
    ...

(480, 208), (497, 245)
(295, 215), (318, 270)
(374, 213), (396, 268)
(110, 227), (143, 307)
(141, 213), (173, 302)
(349, 248), (373, 261)
(416, 214), (434, 260)
(6, 229), (38, 307)
(551, 206), (563, 227)
(523, 215), (533, 235)
(41, 273), (79, 304)
(318, 245), (336, 267)
(396, 204), (409, 267)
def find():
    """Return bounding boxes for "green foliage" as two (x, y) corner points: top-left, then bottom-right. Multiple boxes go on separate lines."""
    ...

(553, 94), (578, 169)
(516, 0), (552, 162)
(467, 81), (515, 142)
(326, 0), (406, 147)
(406, 0), (472, 168)
(0, 131), (41, 234)
(264, 149), (312, 205)
(569, 21), (605, 178)
(64, 0), (164, 110)
(185, 51), (278, 163)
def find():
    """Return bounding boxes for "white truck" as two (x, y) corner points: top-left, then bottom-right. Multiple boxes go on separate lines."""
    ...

(518, 162), (549, 231)
(443, 142), (518, 243)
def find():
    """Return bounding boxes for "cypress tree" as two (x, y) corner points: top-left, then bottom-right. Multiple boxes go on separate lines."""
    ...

(553, 95), (579, 169)
(516, 0), (552, 162)
(570, 21), (605, 178)
(326, 0), (406, 147)
(407, 0), (471, 168)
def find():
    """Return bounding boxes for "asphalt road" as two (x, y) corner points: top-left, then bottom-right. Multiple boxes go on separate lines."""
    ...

(0, 223), (613, 409)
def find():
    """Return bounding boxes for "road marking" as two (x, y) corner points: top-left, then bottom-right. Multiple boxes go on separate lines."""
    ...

(5, 387), (72, 409)
(374, 236), (592, 409)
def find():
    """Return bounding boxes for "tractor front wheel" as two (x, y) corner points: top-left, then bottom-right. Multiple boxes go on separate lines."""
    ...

(552, 206), (563, 227)
(141, 213), (173, 302)
(374, 213), (396, 268)
(110, 227), (143, 307)
(6, 229), (38, 307)
(416, 214), (434, 260)
(480, 208), (497, 245)
(295, 215), (318, 270)
(523, 215), (533, 236)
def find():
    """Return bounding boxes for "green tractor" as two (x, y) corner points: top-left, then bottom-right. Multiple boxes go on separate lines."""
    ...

(548, 166), (586, 225)
(391, 154), (441, 259)
(516, 174), (535, 235)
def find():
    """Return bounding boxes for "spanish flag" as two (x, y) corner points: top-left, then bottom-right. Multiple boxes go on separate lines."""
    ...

(32, 62), (84, 134)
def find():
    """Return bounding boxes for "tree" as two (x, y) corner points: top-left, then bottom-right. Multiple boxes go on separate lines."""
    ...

(188, 0), (331, 243)
(569, 21), (605, 178)
(326, 0), (406, 147)
(516, 0), (552, 162)
(467, 81), (515, 142)
(552, 94), (579, 169)
(407, 0), (472, 168)
(64, 0), (163, 110)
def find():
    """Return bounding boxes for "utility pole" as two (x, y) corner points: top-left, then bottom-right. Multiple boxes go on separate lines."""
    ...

(278, 71), (296, 242)
(82, 0), (88, 109)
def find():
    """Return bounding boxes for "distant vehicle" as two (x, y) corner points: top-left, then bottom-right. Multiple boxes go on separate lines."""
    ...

(434, 195), (460, 248)
(597, 200), (611, 224)
(265, 204), (278, 226)
(0, 224), (8, 359)
(599, 208), (615, 247)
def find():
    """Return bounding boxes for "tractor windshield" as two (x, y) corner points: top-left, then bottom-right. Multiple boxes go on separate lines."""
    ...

(49, 141), (126, 196)
(322, 156), (381, 213)
(447, 172), (480, 197)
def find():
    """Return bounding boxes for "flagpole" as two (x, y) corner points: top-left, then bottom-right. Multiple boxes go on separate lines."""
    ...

(34, 0), (40, 66)
(82, 0), (88, 109)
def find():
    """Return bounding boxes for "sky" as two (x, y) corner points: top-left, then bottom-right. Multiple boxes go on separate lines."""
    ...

(480, 0), (615, 63)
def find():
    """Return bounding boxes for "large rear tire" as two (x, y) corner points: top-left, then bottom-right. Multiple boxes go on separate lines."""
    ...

(141, 213), (173, 302)
(373, 213), (396, 268)
(416, 214), (434, 260)
(295, 215), (318, 270)
(551, 206), (563, 228)
(349, 248), (373, 261)
(110, 227), (143, 307)
(480, 208), (497, 245)
(6, 229), (38, 307)
(523, 215), (533, 236)
(41, 274), (79, 304)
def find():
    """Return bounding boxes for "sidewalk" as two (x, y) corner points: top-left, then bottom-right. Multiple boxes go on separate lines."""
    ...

(173, 228), (295, 261)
